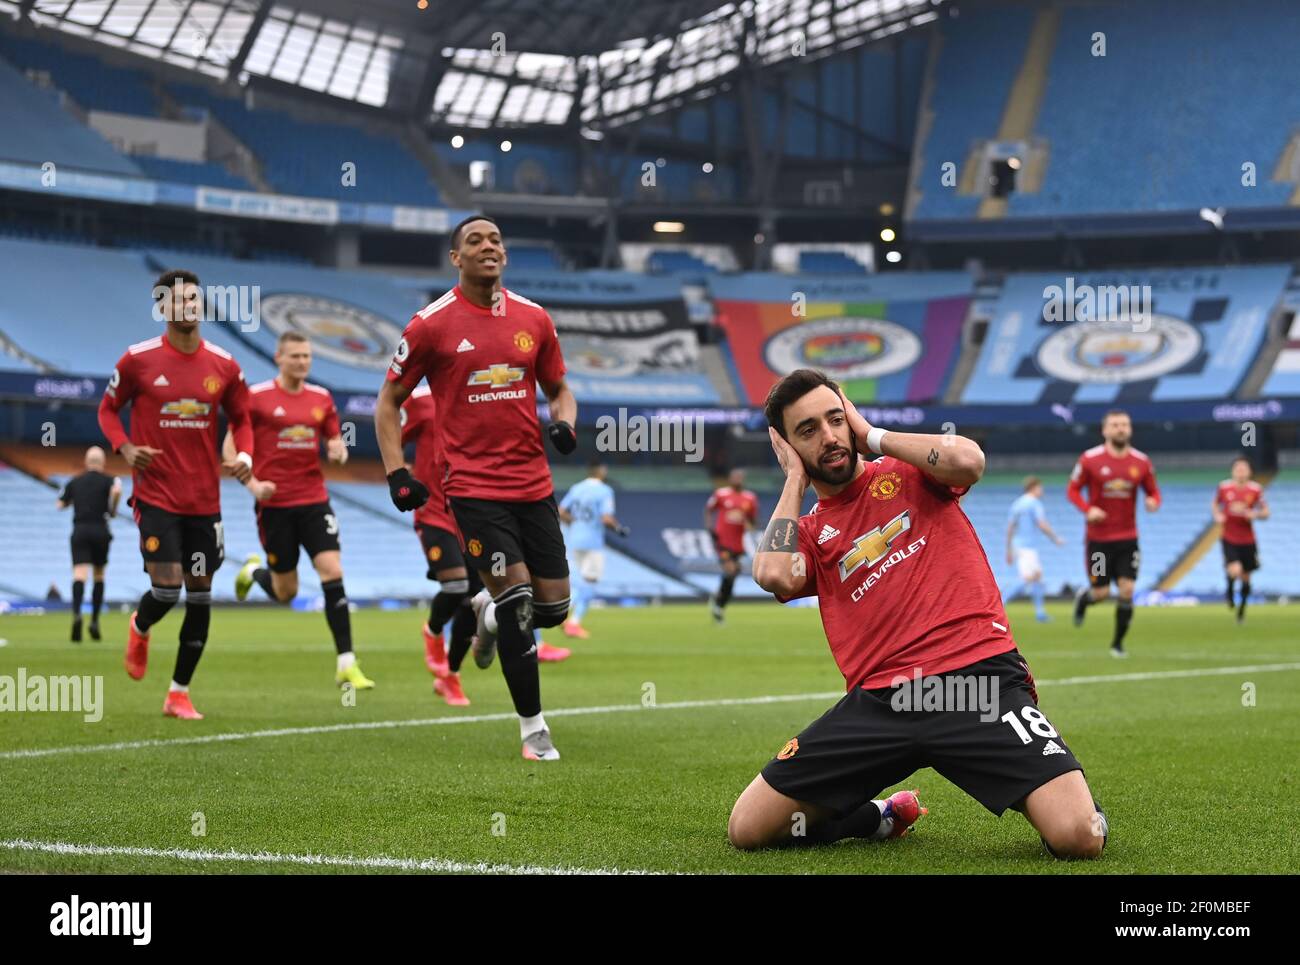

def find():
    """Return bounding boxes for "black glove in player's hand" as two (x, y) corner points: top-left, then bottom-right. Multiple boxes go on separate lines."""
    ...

(387, 467), (429, 511)
(547, 420), (577, 455)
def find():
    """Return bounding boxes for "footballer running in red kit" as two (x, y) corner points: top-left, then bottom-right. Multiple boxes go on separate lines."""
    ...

(375, 215), (577, 761)
(729, 369), (1106, 860)
(1067, 409), (1160, 656)
(1213, 456), (1269, 624)
(224, 331), (374, 691)
(97, 269), (255, 720)
(704, 469), (758, 623)
(401, 385), (569, 694)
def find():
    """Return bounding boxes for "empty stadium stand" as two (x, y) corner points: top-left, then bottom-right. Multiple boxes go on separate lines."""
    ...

(130, 156), (254, 192)
(168, 83), (441, 206)
(0, 53), (142, 176)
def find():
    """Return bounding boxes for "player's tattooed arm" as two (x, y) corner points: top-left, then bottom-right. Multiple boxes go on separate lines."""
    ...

(754, 428), (810, 597)
(761, 517), (799, 553)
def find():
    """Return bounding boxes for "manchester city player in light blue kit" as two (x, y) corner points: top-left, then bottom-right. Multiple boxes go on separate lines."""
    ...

(558, 460), (629, 639)
(1004, 476), (1065, 622)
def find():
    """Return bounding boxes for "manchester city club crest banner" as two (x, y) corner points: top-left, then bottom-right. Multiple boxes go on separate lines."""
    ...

(708, 272), (975, 406)
(962, 265), (1292, 405)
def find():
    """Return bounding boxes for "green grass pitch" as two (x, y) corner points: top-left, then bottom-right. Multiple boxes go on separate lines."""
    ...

(0, 601), (1296, 874)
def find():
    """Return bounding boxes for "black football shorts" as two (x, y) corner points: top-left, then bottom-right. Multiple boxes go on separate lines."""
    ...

(449, 495), (569, 581)
(134, 499), (224, 574)
(71, 523), (111, 567)
(761, 650), (1084, 817)
(256, 501), (341, 573)
(1086, 538), (1140, 587)
(1221, 539), (1259, 572)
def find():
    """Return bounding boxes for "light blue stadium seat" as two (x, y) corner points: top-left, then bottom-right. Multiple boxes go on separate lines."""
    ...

(0, 55), (141, 175)
(131, 156), (254, 192)
(169, 83), (441, 206)
(0, 30), (158, 117)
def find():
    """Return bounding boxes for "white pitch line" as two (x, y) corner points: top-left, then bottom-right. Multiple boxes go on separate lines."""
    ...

(2, 662), (1297, 763)
(0, 691), (842, 761)
(0, 838), (658, 876)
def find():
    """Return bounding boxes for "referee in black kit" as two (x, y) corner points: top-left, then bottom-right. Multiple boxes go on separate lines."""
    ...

(57, 445), (121, 642)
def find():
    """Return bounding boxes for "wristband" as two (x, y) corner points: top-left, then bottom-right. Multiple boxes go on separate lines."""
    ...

(235, 451), (253, 469)
(866, 427), (888, 455)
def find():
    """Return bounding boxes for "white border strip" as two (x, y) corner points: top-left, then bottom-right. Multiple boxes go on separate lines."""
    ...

(2, 662), (1297, 762)
(0, 838), (656, 876)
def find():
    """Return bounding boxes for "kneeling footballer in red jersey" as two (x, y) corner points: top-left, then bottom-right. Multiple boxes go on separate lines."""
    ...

(730, 369), (1106, 859)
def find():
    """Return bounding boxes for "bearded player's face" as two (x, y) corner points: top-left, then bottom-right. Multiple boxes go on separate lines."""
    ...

(782, 385), (859, 486)
(1103, 414), (1132, 447)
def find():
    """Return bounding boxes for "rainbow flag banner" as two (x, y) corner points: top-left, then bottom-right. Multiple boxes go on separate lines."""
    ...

(708, 273), (975, 406)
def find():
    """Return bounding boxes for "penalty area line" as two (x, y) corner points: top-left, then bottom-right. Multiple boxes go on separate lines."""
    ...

(3, 662), (1297, 762)
(0, 838), (660, 876)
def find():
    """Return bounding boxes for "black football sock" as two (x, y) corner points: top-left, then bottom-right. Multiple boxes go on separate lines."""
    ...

(428, 580), (468, 634)
(172, 591), (211, 686)
(788, 800), (884, 847)
(1074, 586), (1093, 612)
(494, 585), (542, 718)
(71, 580), (85, 621)
(321, 579), (353, 655)
(448, 602), (476, 673)
(253, 567), (276, 600)
(135, 584), (180, 632)
(1112, 599), (1133, 649)
(717, 573), (736, 608)
(1238, 581), (1250, 620)
(1226, 576), (1236, 607)
(91, 580), (105, 622)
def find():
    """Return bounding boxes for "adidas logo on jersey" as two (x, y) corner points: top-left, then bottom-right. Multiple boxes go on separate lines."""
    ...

(1042, 740), (1066, 757)
(153, 374), (170, 387)
(273, 406), (286, 416)
(817, 524), (840, 545)
(456, 338), (476, 353)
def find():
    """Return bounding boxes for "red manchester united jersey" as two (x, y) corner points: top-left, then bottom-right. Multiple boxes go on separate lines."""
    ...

(387, 286), (566, 502)
(1216, 479), (1265, 545)
(707, 487), (759, 553)
(98, 335), (252, 516)
(779, 458), (1014, 691)
(401, 385), (458, 532)
(248, 378), (340, 508)
(1067, 445), (1160, 542)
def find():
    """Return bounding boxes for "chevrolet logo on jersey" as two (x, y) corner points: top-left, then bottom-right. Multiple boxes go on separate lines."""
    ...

(838, 511), (911, 581)
(467, 364), (526, 388)
(160, 399), (211, 418)
(278, 425), (316, 441)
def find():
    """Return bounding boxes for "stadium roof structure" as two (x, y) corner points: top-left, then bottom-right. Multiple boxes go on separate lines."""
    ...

(2, 0), (943, 127)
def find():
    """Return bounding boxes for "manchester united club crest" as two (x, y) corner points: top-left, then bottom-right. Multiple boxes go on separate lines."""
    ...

(870, 471), (902, 500)
(427, 545), (442, 562)
(203, 375), (222, 395)
(513, 331), (535, 352)
(467, 539), (483, 557)
(777, 738), (799, 760)
(1129, 466), (1140, 479)
(311, 406), (325, 423)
